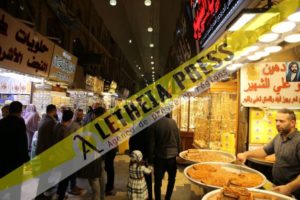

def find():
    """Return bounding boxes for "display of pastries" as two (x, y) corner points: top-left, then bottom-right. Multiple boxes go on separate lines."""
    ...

(207, 187), (279, 200)
(186, 164), (264, 188)
(181, 149), (235, 163)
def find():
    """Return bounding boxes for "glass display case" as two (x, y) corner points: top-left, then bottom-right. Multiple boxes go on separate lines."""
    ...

(172, 81), (238, 153)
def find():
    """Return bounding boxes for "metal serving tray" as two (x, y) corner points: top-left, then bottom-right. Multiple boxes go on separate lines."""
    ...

(179, 149), (236, 164)
(184, 162), (267, 190)
(202, 188), (295, 200)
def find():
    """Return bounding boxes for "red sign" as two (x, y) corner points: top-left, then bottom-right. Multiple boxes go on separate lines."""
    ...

(190, 0), (221, 40)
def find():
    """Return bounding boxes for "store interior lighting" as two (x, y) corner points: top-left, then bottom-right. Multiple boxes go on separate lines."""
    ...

(149, 43), (154, 48)
(228, 13), (256, 31)
(264, 45), (282, 53)
(151, 61), (154, 65)
(288, 11), (300, 22)
(284, 34), (300, 43)
(109, 0), (117, 6)
(271, 21), (296, 33)
(0, 72), (44, 83)
(258, 33), (279, 43)
(144, 0), (151, 6)
(254, 51), (270, 57)
(147, 27), (153, 32)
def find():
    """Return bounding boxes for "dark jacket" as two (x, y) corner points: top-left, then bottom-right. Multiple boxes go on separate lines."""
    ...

(36, 115), (57, 155)
(129, 128), (150, 160)
(148, 116), (181, 164)
(0, 115), (29, 178)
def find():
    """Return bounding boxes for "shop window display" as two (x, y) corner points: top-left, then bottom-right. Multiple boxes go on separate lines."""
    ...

(173, 88), (238, 154)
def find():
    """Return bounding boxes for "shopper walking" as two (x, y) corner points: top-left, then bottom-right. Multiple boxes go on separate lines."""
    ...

(23, 104), (40, 152)
(148, 113), (181, 200)
(127, 150), (152, 200)
(129, 127), (152, 199)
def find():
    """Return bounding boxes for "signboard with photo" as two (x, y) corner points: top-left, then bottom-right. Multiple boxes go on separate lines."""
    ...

(240, 62), (300, 108)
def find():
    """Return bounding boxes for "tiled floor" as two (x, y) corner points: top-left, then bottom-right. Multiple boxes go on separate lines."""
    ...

(62, 155), (205, 200)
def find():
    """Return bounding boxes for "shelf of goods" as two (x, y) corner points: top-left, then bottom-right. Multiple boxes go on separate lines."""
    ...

(249, 108), (300, 149)
(33, 90), (70, 115)
(172, 81), (238, 153)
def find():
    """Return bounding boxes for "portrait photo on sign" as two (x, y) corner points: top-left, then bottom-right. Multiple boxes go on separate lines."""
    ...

(286, 61), (300, 82)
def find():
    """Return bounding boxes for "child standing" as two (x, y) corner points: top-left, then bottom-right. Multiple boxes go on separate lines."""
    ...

(127, 150), (152, 200)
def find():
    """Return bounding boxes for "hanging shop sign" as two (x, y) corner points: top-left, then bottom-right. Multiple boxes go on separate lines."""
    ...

(48, 45), (77, 83)
(190, 0), (239, 46)
(85, 75), (95, 91)
(94, 77), (104, 94)
(241, 62), (300, 108)
(0, 9), (54, 77)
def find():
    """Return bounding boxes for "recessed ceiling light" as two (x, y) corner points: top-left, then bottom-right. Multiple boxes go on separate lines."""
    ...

(284, 34), (300, 43)
(254, 51), (269, 57)
(141, 74), (144, 77)
(288, 11), (300, 22)
(150, 56), (153, 59)
(110, 0), (117, 6)
(151, 61), (154, 65)
(136, 64), (139, 68)
(152, 74), (154, 77)
(129, 39), (132, 43)
(152, 71), (155, 74)
(138, 67), (141, 70)
(244, 45), (259, 53)
(258, 33), (279, 43)
(264, 46), (282, 53)
(144, 0), (151, 6)
(151, 67), (154, 70)
(271, 21), (296, 33)
(247, 54), (261, 61)
(228, 13), (256, 31)
(148, 27), (153, 32)
(149, 43), (154, 48)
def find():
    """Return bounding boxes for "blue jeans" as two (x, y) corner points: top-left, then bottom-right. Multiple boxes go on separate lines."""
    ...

(154, 157), (177, 200)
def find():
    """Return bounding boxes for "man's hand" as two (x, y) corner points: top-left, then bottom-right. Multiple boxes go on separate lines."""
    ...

(237, 152), (248, 164)
(272, 185), (293, 196)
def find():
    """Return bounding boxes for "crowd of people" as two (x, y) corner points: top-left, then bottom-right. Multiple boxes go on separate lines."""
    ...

(1, 100), (300, 200)
(0, 101), (117, 200)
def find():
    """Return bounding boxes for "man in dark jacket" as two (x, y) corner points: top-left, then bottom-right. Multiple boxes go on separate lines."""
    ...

(0, 101), (29, 178)
(36, 104), (57, 155)
(148, 113), (181, 200)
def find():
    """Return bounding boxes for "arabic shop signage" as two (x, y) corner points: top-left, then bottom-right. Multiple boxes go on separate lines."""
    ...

(49, 45), (77, 83)
(190, 0), (239, 46)
(0, 9), (54, 77)
(241, 62), (300, 108)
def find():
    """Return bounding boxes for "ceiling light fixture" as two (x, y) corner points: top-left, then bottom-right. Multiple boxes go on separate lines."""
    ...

(136, 64), (139, 68)
(228, 13), (256, 31)
(148, 27), (153, 32)
(244, 45), (259, 53)
(258, 33), (279, 43)
(129, 39), (132, 43)
(151, 67), (154, 70)
(284, 34), (300, 43)
(255, 51), (269, 57)
(149, 43), (154, 48)
(141, 74), (144, 77)
(271, 21), (296, 33)
(144, 0), (151, 6)
(152, 71), (155, 74)
(138, 67), (141, 70)
(288, 11), (300, 22)
(150, 56), (153, 59)
(247, 54), (261, 61)
(264, 45), (282, 53)
(109, 0), (117, 6)
(151, 61), (154, 65)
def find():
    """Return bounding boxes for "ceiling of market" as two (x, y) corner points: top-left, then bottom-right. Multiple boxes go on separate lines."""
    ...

(91, 0), (183, 86)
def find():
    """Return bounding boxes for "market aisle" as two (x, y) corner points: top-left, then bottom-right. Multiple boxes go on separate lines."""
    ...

(66, 154), (204, 200)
